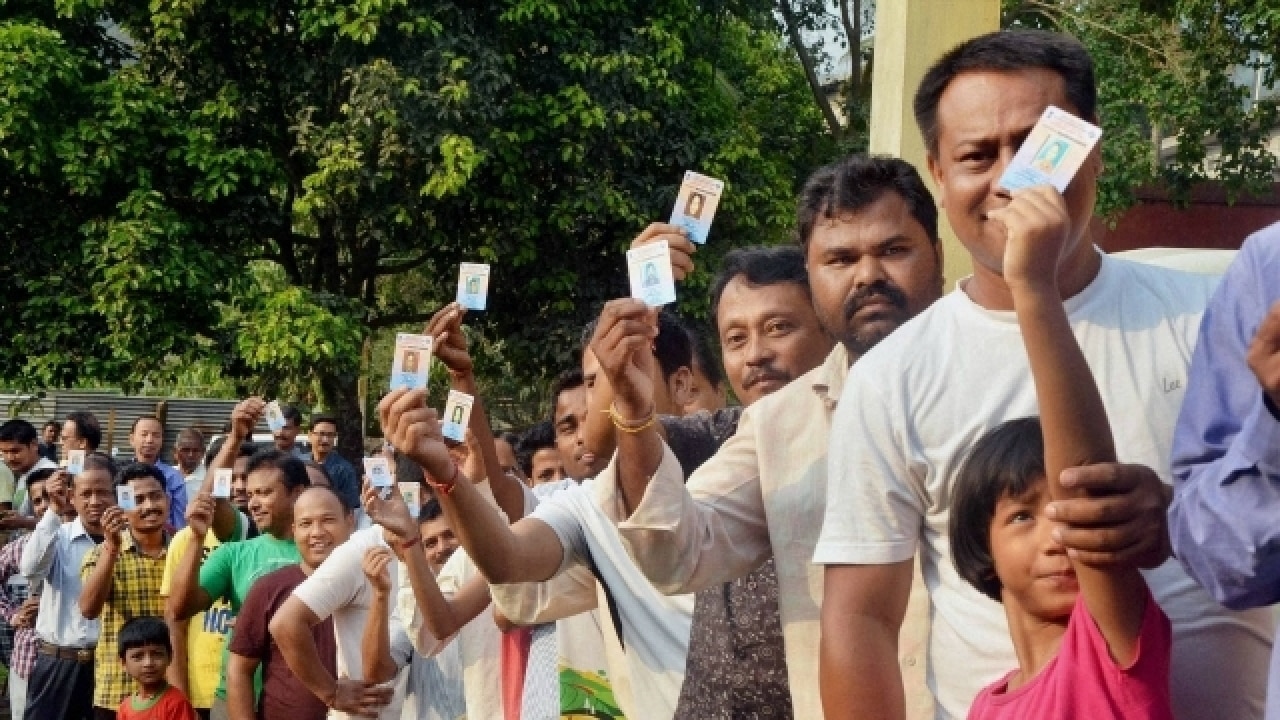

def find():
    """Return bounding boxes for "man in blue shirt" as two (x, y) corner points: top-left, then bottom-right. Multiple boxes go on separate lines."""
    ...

(130, 416), (188, 529)
(305, 415), (360, 511)
(1170, 222), (1280, 718)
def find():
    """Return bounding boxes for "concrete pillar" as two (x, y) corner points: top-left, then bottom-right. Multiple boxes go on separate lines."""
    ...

(869, 0), (1001, 284)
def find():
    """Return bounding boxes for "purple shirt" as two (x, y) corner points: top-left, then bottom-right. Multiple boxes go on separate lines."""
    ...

(1169, 224), (1280, 717)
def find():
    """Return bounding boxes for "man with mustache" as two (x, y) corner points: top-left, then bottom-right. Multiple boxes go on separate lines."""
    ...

(593, 154), (945, 719)
(21, 453), (116, 719)
(129, 416), (188, 531)
(79, 462), (172, 719)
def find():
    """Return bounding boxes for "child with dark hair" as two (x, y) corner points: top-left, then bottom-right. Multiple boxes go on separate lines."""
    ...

(946, 189), (1171, 719)
(116, 616), (197, 719)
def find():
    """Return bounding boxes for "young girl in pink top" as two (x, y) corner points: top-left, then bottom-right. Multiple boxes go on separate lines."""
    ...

(947, 185), (1173, 720)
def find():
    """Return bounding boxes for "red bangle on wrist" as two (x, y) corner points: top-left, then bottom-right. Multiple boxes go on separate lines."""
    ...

(399, 535), (421, 550)
(425, 463), (460, 496)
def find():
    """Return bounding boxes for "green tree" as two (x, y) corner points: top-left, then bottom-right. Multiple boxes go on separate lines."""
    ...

(0, 1), (833, 456)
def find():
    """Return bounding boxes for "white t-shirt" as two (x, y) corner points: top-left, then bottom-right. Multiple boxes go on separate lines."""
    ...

(816, 254), (1274, 720)
(531, 479), (694, 719)
(293, 527), (406, 720)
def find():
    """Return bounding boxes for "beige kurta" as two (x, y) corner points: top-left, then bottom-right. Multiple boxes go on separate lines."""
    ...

(594, 344), (934, 720)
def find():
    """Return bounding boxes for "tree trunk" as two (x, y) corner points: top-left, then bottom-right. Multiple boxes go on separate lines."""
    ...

(318, 367), (366, 464)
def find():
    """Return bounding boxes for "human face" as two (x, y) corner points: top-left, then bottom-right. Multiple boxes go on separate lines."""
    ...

(246, 467), (299, 538)
(927, 68), (1101, 309)
(989, 479), (1077, 623)
(175, 439), (204, 474)
(806, 193), (943, 361)
(420, 515), (459, 574)
(72, 468), (115, 533)
(130, 418), (164, 465)
(126, 476), (170, 534)
(29, 481), (49, 519)
(683, 357), (727, 414)
(231, 457), (252, 511)
(293, 488), (353, 570)
(121, 643), (171, 691)
(494, 439), (526, 483)
(309, 422), (338, 462)
(0, 440), (38, 476)
(529, 448), (567, 486)
(717, 277), (834, 406)
(553, 385), (591, 479)
(42, 424), (58, 444)
(62, 420), (89, 452)
(274, 418), (300, 452)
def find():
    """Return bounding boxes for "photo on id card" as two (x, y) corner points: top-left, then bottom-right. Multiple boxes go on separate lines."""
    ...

(212, 468), (233, 499)
(390, 334), (433, 391)
(998, 105), (1101, 193)
(117, 486), (136, 511)
(669, 171), (724, 244)
(456, 263), (491, 311)
(66, 449), (85, 476)
(399, 482), (422, 518)
(364, 457), (393, 488)
(627, 240), (677, 307)
(265, 401), (286, 432)
(441, 390), (475, 443)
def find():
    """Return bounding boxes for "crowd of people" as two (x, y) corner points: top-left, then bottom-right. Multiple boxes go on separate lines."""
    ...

(0, 27), (1277, 720)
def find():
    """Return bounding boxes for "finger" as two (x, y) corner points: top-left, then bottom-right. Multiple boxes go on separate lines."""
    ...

(1059, 463), (1144, 492)
(386, 388), (428, 442)
(377, 388), (412, 433)
(1051, 521), (1147, 554)
(1065, 542), (1151, 568)
(1046, 495), (1138, 527)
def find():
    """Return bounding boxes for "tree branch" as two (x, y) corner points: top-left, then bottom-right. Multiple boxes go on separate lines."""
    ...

(839, 0), (863, 125)
(368, 310), (439, 330)
(375, 249), (434, 276)
(777, 0), (845, 140)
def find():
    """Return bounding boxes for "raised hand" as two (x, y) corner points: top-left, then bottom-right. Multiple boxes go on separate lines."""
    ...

(100, 506), (128, 553)
(186, 492), (216, 539)
(362, 546), (395, 597)
(45, 470), (72, 516)
(631, 222), (697, 281)
(987, 185), (1072, 295)
(230, 397), (266, 440)
(1247, 301), (1280, 410)
(590, 299), (659, 420)
(424, 303), (474, 378)
(361, 479), (417, 542)
(377, 389), (454, 481)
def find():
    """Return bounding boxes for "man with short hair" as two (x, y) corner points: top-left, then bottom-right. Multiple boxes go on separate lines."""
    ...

(79, 462), (171, 719)
(494, 432), (527, 484)
(306, 416), (360, 511)
(62, 412), (102, 454)
(273, 406), (304, 457)
(0, 467), (67, 719)
(816, 29), (1272, 720)
(516, 422), (565, 487)
(547, 370), (595, 482)
(682, 327), (728, 414)
(596, 155), (945, 719)
(176, 429), (207, 508)
(38, 422), (59, 464)
(0, 420), (58, 513)
(128, 416), (188, 530)
(227, 486), (353, 720)
(21, 453), (118, 719)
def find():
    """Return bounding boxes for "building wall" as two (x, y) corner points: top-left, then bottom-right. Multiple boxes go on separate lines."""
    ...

(1094, 182), (1280, 253)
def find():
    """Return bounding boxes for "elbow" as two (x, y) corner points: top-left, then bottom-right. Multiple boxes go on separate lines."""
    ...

(79, 600), (101, 620)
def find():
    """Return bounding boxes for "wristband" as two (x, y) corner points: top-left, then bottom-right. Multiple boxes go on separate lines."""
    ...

(604, 402), (657, 434)
(425, 463), (460, 496)
(399, 534), (421, 551)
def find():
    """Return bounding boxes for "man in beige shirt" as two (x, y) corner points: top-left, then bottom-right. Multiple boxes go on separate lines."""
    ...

(590, 154), (947, 720)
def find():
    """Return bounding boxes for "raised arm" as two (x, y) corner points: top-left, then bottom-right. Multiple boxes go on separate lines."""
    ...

(167, 496), (217, 622)
(359, 546), (400, 684)
(378, 388), (563, 584)
(78, 506), (127, 619)
(20, 474), (72, 580)
(207, 398), (266, 538)
(991, 185), (1143, 661)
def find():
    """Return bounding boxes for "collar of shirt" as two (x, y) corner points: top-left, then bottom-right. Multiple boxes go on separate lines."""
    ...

(119, 529), (170, 558)
(810, 343), (851, 412)
(66, 516), (93, 543)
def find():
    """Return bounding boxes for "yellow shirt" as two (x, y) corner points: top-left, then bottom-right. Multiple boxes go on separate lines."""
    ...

(160, 517), (246, 709)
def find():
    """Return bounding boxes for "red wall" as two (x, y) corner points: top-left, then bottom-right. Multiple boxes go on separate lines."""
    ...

(1093, 183), (1280, 253)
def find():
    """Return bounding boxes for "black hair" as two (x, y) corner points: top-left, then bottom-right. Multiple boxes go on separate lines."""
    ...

(130, 414), (163, 433)
(115, 462), (168, 491)
(65, 411), (102, 451)
(515, 421), (557, 477)
(579, 309), (694, 383)
(687, 325), (725, 391)
(548, 369), (585, 423)
(42, 420), (59, 432)
(280, 404), (303, 426)
(176, 428), (205, 447)
(245, 448), (310, 491)
(392, 450), (421, 487)
(949, 416), (1047, 603)
(420, 496), (445, 523)
(118, 616), (171, 659)
(310, 414), (338, 432)
(709, 246), (810, 333)
(796, 154), (938, 251)
(26, 467), (57, 492)
(498, 431), (520, 448)
(297, 484), (352, 514)
(81, 452), (119, 481)
(0, 420), (37, 446)
(914, 29), (1096, 158)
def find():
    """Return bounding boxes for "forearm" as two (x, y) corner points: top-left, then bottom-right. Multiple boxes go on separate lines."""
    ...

(78, 550), (117, 619)
(168, 537), (210, 621)
(820, 612), (906, 720)
(361, 591), (397, 684)
(440, 472), (560, 584)
(400, 543), (468, 639)
(226, 656), (260, 720)
(19, 510), (60, 579)
(165, 616), (191, 695)
(613, 415), (665, 516)
(273, 610), (339, 705)
(459, 381), (523, 522)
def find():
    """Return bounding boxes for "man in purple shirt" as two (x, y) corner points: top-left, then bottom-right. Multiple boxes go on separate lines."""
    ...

(1170, 222), (1280, 717)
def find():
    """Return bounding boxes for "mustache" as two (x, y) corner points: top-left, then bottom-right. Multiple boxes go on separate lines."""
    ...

(843, 280), (908, 320)
(743, 364), (791, 390)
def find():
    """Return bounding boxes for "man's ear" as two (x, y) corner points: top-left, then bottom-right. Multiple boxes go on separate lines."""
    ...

(927, 153), (946, 209)
(669, 366), (695, 410)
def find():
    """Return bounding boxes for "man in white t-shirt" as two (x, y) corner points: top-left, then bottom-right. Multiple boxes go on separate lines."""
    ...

(814, 29), (1273, 720)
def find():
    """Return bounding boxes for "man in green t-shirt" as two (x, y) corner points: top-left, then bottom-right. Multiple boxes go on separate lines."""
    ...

(167, 398), (311, 720)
